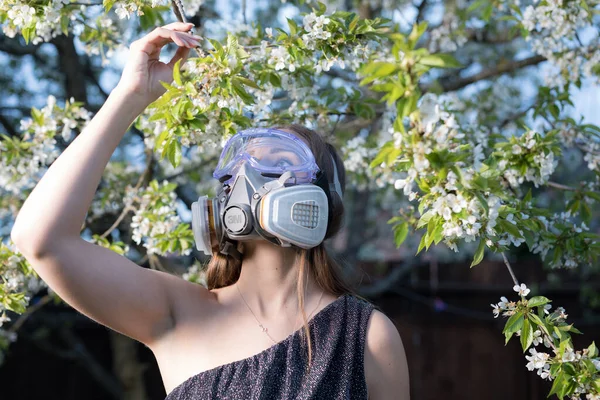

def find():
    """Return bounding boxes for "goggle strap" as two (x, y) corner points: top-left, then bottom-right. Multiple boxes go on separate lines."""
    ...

(329, 154), (343, 201)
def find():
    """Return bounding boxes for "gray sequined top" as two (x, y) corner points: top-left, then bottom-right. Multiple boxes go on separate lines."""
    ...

(165, 293), (376, 400)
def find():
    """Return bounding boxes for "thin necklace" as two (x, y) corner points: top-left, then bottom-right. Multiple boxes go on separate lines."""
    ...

(236, 283), (325, 344)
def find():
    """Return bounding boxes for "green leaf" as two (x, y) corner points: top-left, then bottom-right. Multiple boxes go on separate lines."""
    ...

(167, 139), (182, 168)
(482, 4), (493, 21)
(419, 54), (462, 68)
(585, 191), (600, 202)
(173, 59), (182, 86)
(588, 341), (598, 358)
(60, 15), (70, 36)
(416, 233), (427, 255)
(470, 238), (485, 267)
(369, 141), (395, 168)
(499, 219), (524, 239)
(103, 0), (116, 11)
(432, 222), (444, 245)
(416, 210), (435, 228)
(393, 222), (409, 247)
(528, 296), (551, 308)
(528, 312), (550, 336)
(148, 112), (166, 123)
(474, 192), (489, 217)
(360, 62), (398, 82)
(232, 81), (255, 104)
(503, 311), (524, 336)
(467, 0), (484, 12)
(523, 188), (533, 204)
(155, 129), (170, 151)
(233, 76), (260, 89)
(22, 25), (34, 45)
(408, 21), (428, 48)
(520, 319), (534, 352)
(548, 371), (565, 398)
(348, 14), (360, 31)
(287, 18), (298, 36)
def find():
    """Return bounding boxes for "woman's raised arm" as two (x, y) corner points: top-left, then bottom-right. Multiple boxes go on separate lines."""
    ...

(10, 22), (206, 346)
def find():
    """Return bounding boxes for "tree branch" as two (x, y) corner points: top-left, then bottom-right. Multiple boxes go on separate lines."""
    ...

(501, 252), (519, 286)
(415, 0), (427, 23)
(428, 54), (546, 93)
(51, 35), (89, 102)
(0, 35), (39, 56)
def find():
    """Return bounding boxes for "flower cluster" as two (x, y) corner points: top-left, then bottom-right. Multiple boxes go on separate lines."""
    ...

(301, 12), (332, 50)
(0, 0), (83, 43)
(428, 14), (468, 53)
(494, 130), (560, 189)
(89, 161), (144, 219)
(79, 15), (124, 66)
(0, 95), (91, 196)
(341, 136), (380, 190)
(112, 0), (204, 20)
(181, 261), (207, 286)
(0, 241), (47, 366)
(124, 180), (194, 256)
(492, 283), (600, 398)
(516, 0), (600, 86)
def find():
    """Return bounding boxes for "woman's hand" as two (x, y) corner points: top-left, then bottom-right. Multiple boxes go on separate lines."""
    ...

(115, 21), (201, 108)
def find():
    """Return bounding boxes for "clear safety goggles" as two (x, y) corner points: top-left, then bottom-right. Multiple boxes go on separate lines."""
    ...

(213, 128), (320, 185)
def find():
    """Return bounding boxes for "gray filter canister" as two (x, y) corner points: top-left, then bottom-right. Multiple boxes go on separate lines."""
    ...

(291, 200), (319, 229)
(191, 195), (213, 256)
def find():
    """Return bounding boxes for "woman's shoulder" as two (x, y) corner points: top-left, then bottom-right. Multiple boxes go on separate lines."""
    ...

(345, 293), (379, 314)
(361, 298), (410, 399)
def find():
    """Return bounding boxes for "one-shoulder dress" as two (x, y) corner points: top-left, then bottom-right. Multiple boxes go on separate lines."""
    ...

(164, 293), (376, 400)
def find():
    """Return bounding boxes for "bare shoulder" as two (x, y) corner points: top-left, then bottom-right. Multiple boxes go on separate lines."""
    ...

(364, 308), (410, 400)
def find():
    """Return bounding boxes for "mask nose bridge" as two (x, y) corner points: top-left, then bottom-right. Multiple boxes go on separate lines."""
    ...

(227, 163), (271, 204)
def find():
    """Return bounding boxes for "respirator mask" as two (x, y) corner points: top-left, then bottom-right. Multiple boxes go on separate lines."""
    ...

(191, 128), (343, 260)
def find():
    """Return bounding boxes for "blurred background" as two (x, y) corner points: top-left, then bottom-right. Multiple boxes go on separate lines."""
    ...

(1, 0), (600, 399)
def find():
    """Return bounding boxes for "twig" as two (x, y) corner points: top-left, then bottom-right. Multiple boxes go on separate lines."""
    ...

(148, 254), (167, 271)
(242, 0), (247, 24)
(58, 327), (123, 399)
(171, 0), (204, 58)
(547, 181), (577, 191)
(498, 102), (536, 129)
(415, 0), (428, 23)
(501, 252), (519, 286)
(7, 294), (53, 334)
(171, 0), (187, 23)
(99, 151), (153, 239)
(137, 254), (149, 265)
(99, 206), (134, 239)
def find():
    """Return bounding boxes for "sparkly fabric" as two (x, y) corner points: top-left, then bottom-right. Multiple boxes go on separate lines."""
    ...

(165, 293), (375, 400)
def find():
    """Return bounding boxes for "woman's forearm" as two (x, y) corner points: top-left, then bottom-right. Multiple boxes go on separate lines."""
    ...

(11, 86), (148, 255)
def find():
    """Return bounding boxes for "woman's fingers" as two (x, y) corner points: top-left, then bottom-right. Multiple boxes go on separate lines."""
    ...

(130, 24), (202, 59)
(168, 44), (192, 68)
(163, 21), (195, 30)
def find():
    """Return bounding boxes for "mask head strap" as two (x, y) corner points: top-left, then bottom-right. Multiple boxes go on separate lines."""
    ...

(313, 152), (344, 223)
(329, 153), (343, 201)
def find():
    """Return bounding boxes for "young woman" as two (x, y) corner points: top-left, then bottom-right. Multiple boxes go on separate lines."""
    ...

(11, 22), (409, 399)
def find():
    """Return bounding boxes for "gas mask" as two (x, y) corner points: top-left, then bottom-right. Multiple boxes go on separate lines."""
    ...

(191, 128), (343, 260)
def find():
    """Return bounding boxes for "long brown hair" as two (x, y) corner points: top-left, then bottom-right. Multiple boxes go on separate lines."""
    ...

(205, 124), (358, 373)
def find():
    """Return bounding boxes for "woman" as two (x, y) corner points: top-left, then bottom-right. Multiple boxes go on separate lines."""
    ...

(10, 22), (409, 399)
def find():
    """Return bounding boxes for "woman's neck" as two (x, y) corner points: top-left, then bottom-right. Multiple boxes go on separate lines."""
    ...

(234, 240), (321, 318)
